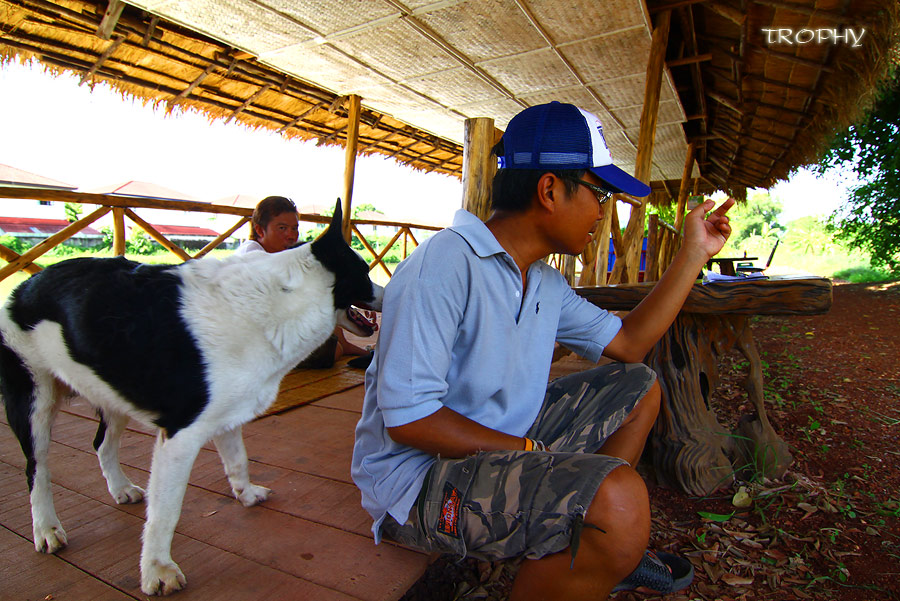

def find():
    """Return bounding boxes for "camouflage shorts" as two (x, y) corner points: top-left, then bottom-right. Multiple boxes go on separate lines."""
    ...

(382, 362), (657, 561)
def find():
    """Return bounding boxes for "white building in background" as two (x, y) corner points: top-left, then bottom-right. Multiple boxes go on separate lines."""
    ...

(0, 163), (75, 220)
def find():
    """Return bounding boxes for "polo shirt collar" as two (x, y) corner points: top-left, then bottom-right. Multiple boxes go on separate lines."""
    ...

(449, 209), (506, 258)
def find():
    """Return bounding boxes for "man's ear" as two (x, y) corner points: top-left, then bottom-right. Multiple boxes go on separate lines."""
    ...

(253, 223), (265, 239)
(535, 172), (561, 213)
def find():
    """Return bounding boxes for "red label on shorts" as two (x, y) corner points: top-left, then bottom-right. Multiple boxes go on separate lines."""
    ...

(437, 483), (461, 538)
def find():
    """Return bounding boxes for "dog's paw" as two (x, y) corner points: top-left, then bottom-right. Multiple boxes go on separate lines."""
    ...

(112, 483), (146, 504)
(141, 559), (187, 596)
(235, 483), (271, 507)
(33, 523), (68, 553)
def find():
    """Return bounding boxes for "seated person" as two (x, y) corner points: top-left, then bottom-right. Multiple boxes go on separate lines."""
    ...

(352, 102), (735, 599)
(237, 195), (374, 367)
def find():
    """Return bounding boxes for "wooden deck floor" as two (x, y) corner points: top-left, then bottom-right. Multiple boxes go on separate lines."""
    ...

(0, 380), (428, 601)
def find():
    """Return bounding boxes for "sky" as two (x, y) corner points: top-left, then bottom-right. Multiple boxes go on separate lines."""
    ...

(1, 60), (854, 227)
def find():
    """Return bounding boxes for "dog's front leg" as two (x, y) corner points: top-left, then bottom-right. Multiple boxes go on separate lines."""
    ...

(213, 426), (271, 507)
(140, 430), (202, 596)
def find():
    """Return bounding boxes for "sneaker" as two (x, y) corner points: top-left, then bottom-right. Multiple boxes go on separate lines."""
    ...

(612, 550), (693, 594)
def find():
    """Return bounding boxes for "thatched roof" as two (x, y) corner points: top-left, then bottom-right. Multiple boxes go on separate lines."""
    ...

(2, 0), (897, 201)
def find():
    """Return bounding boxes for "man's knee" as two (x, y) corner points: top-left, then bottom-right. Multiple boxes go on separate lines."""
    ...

(582, 465), (650, 572)
(587, 464), (649, 526)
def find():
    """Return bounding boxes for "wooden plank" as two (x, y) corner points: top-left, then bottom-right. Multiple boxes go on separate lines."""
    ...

(576, 276), (833, 315)
(0, 416), (425, 601)
(0, 528), (136, 601)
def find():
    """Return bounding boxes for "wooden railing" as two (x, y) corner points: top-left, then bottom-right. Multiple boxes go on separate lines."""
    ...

(0, 187), (442, 282)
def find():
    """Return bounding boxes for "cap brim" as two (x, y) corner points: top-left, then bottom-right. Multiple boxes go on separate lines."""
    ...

(590, 165), (652, 197)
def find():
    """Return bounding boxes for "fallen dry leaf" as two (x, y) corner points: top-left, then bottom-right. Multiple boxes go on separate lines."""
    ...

(721, 573), (754, 586)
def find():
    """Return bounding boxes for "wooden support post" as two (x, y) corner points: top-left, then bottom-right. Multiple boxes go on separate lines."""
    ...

(112, 206), (126, 256)
(462, 118), (501, 222)
(341, 94), (361, 242)
(674, 141), (696, 233)
(610, 10), (671, 284)
(646, 214), (660, 282)
(579, 199), (614, 286)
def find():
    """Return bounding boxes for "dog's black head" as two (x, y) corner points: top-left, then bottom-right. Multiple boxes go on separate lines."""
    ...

(310, 199), (384, 336)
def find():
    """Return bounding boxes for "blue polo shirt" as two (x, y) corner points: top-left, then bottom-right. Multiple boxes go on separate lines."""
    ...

(351, 210), (622, 542)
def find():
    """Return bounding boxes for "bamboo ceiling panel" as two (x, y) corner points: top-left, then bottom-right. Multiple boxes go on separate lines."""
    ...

(122, 0), (688, 181)
(3, 0), (896, 194)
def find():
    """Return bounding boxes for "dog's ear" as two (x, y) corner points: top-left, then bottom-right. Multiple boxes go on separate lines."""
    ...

(326, 198), (343, 238)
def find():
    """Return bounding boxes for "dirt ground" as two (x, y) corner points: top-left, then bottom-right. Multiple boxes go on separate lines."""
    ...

(400, 280), (900, 601)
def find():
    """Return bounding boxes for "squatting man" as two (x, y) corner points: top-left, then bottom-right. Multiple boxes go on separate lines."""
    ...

(352, 101), (735, 600)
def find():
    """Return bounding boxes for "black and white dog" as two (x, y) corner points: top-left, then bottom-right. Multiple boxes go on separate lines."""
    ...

(0, 200), (382, 595)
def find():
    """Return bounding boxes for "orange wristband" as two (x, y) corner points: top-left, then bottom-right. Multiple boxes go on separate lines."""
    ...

(523, 437), (533, 451)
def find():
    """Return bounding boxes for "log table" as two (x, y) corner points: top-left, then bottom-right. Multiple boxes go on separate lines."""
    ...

(576, 276), (832, 496)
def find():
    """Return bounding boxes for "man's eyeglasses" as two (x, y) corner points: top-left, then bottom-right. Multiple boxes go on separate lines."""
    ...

(571, 179), (615, 206)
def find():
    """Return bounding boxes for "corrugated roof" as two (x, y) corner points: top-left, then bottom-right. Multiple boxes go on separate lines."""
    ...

(0, 216), (102, 235)
(0, 163), (76, 189)
(88, 180), (199, 201)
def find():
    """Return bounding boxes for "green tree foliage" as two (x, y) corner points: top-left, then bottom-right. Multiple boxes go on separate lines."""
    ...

(0, 234), (31, 254)
(64, 202), (83, 223)
(814, 67), (900, 275)
(724, 191), (784, 248)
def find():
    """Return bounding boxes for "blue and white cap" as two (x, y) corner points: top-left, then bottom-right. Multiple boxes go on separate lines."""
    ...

(498, 101), (651, 198)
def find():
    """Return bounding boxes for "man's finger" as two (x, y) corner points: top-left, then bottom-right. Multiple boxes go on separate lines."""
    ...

(712, 197), (736, 216)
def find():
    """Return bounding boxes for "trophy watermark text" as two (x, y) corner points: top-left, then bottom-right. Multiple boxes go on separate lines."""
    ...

(761, 27), (866, 48)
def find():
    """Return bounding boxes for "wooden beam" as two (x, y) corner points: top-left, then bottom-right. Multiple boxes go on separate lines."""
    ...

(462, 118), (501, 222)
(707, 90), (743, 114)
(141, 15), (158, 47)
(169, 63), (216, 107)
(341, 94), (362, 241)
(0, 245), (42, 275)
(0, 207), (111, 280)
(80, 36), (125, 84)
(97, 0), (124, 40)
(277, 101), (327, 134)
(123, 209), (191, 262)
(610, 10), (671, 284)
(225, 83), (274, 125)
(674, 141), (696, 233)
(0, 187), (252, 217)
(666, 53), (712, 67)
(707, 1), (746, 25)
